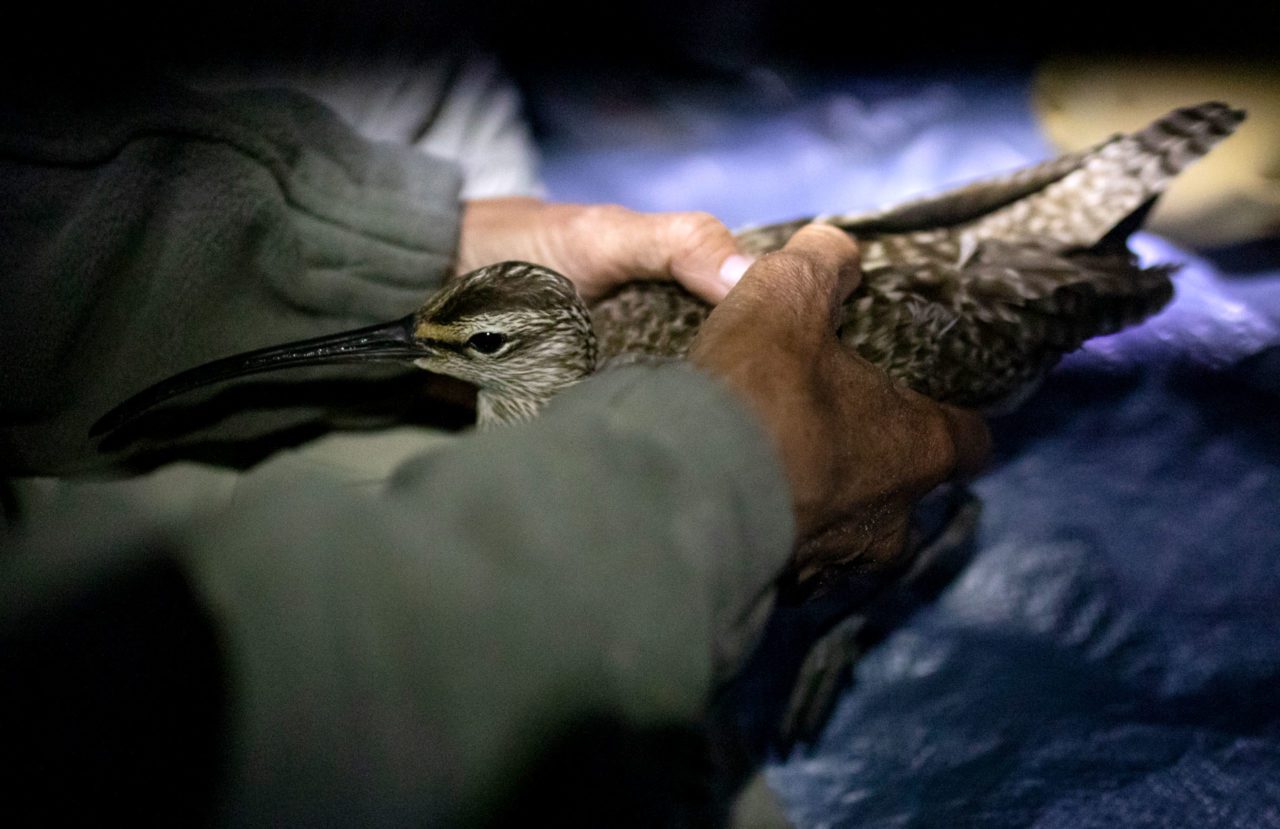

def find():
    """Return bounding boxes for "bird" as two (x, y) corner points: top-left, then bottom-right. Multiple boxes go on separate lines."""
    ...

(91, 101), (1245, 436)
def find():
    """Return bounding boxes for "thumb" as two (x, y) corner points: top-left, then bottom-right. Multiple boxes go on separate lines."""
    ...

(641, 211), (750, 304)
(777, 223), (862, 314)
(730, 223), (860, 341)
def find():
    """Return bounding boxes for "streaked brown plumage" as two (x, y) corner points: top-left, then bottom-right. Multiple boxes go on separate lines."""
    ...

(93, 101), (1245, 435)
(593, 101), (1245, 409)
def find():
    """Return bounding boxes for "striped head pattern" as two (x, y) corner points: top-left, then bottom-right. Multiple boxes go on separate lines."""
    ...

(412, 261), (599, 425)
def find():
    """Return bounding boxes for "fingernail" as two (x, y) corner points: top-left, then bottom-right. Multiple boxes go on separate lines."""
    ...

(719, 254), (754, 286)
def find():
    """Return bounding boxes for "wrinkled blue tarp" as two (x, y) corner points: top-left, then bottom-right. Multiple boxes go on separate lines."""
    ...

(533, 69), (1280, 827)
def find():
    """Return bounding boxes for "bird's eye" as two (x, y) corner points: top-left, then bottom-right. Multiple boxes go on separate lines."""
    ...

(466, 332), (507, 354)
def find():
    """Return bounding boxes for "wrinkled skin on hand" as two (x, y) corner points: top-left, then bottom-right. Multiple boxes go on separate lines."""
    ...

(689, 224), (991, 580)
(458, 197), (751, 304)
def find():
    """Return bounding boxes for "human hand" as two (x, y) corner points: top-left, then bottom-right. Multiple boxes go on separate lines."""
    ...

(457, 197), (752, 304)
(688, 224), (991, 580)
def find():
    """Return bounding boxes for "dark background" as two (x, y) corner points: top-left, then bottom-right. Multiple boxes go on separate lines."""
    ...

(16, 1), (1280, 83)
(6, 4), (1279, 826)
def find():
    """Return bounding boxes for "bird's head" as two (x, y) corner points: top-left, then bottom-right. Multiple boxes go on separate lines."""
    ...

(91, 261), (598, 436)
(409, 261), (599, 423)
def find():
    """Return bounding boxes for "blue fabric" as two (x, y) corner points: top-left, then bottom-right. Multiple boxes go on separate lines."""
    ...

(533, 68), (1280, 827)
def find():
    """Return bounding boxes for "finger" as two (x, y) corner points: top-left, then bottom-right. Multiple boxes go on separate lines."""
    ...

(889, 383), (992, 487)
(736, 224), (861, 338)
(665, 212), (747, 303)
(938, 404), (992, 480)
(778, 223), (862, 301)
(653, 211), (749, 304)
(794, 507), (912, 583)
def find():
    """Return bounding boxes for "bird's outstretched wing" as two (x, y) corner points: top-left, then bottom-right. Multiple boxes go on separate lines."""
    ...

(735, 101), (1246, 254)
(592, 101), (1245, 409)
(733, 147), (1094, 255)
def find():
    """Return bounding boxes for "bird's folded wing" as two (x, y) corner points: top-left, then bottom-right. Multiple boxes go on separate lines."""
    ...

(827, 149), (1095, 236)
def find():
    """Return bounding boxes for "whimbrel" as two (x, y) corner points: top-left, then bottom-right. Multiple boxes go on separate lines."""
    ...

(92, 101), (1245, 435)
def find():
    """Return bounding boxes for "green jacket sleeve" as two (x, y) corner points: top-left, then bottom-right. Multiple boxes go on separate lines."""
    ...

(0, 79), (464, 474)
(1, 364), (795, 826)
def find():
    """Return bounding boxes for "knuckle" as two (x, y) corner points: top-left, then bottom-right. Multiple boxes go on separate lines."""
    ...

(797, 222), (848, 242)
(795, 223), (860, 256)
(669, 211), (729, 245)
(755, 251), (827, 305)
(573, 203), (630, 227)
(758, 249), (818, 280)
(568, 204), (640, 244)
(588, 203), (633, 223)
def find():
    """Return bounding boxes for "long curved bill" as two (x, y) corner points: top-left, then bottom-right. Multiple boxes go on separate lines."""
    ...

(91, 315), (429, 438)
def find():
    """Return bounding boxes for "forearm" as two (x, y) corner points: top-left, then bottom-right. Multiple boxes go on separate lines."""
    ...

(0, 78), (464, 474)
(2, 364), (795, 824)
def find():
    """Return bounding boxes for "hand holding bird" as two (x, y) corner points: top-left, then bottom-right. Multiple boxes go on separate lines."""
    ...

(689, 223), (989, 574)
(92, 102), (1246, 438)
(456, 197), (751, 303)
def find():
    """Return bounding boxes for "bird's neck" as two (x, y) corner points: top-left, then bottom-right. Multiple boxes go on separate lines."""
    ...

(476, 390), (535, 427)
(476, 384), (574, 428)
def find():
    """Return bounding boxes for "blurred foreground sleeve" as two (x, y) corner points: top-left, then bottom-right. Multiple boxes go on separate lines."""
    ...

(1, 364), (794, 825)
(1034, 57), (1280, 248)
(0, 78), (464, 473)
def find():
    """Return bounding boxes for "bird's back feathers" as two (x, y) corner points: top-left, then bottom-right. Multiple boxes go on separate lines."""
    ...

(592, 101), (1245, 409)
(91, 102), (1249, 437)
